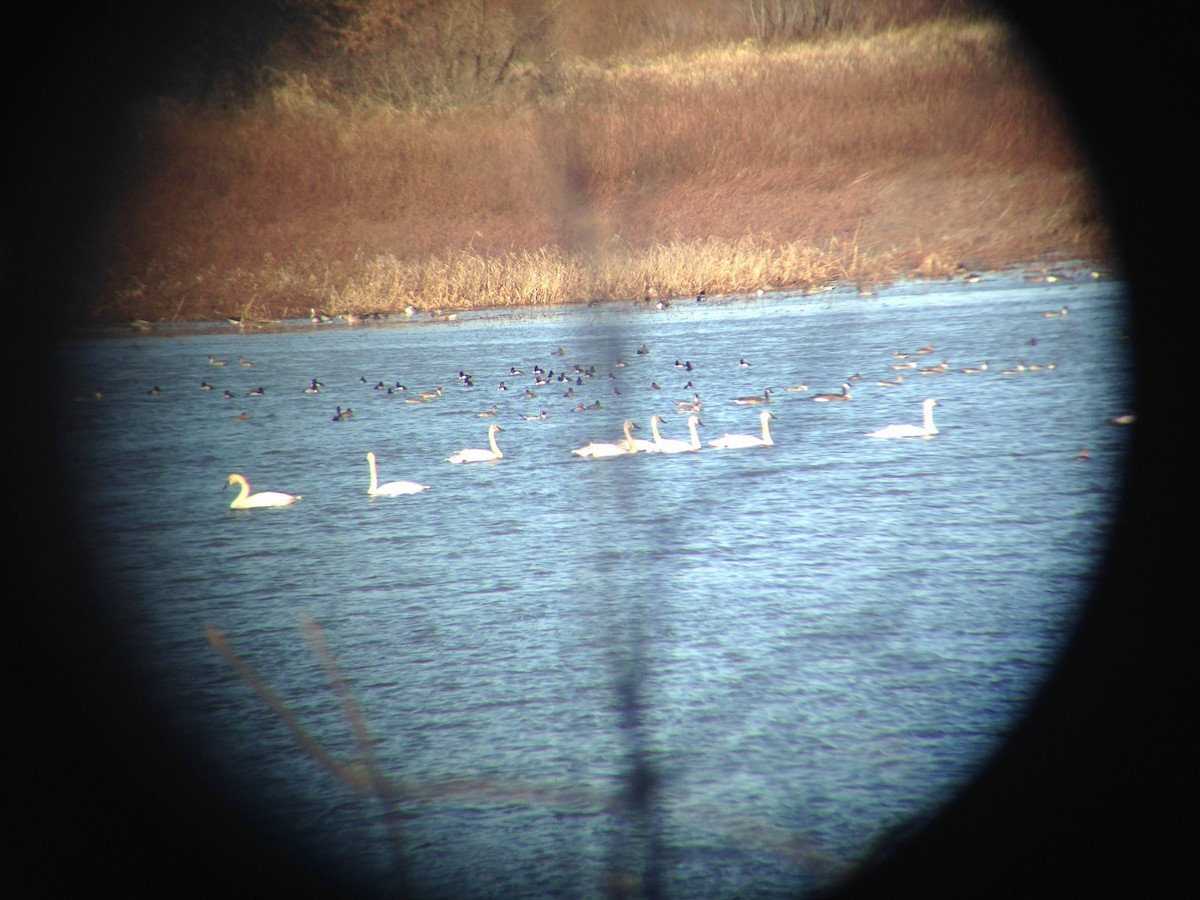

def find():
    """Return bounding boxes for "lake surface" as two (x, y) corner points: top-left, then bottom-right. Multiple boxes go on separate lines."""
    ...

(56, 270), (1133, 897)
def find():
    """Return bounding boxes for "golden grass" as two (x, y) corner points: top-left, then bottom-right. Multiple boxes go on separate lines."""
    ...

(92, 16), (1109, 323)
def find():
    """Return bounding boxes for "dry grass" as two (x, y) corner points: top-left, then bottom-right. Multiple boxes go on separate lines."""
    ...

(91, 15), (1110, 323)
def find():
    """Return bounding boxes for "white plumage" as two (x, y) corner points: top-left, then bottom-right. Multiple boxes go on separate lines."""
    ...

(708, 410), (775, 449)
(651, 414), (703, 453)
(866, 398), (939, 439)
(448, 424), (504, 463)
(366, 452), (429, 495)
(225, 473), (300, 508)
(573, 420), (640, 458)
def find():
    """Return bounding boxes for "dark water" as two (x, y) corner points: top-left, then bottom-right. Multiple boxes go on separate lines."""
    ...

(57, 271), (1132, 897)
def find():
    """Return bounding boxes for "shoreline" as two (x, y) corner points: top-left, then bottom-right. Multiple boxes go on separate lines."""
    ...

(77, 259), (1114, 340)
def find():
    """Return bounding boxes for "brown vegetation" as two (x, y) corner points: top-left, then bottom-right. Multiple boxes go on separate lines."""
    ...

(89, 2), (1110, 324)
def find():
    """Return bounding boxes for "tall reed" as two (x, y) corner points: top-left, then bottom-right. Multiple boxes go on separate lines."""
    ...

(92, 15), (1107, 323)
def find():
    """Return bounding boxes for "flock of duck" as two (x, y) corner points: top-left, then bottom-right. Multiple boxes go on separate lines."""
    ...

(106, 292), (1125, 510)
(218, 350), (964, 508)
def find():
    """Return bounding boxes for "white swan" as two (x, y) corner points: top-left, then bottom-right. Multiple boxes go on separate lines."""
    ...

(652, 414), (703, 453)
(866, 398), (939, 438)
(226, 473), (301, 508)
(573, 420), (640, 458)
(447, 424), (504, 463)
(366, 451), (429, 495)
(709, 410), (775, 448)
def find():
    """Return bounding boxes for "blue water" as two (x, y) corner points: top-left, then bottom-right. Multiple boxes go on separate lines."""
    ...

(56, 271), (1132, 897)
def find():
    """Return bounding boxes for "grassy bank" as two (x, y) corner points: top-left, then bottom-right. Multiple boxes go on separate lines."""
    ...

(91, 13), (1110, 324)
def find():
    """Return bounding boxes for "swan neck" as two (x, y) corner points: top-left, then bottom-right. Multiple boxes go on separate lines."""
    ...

(367, 454), (379, 491)
(231, 475), (251, 505)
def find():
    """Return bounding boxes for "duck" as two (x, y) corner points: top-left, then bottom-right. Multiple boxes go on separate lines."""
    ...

(733, 388), (773, 405)
(225, 473), (300, 509)
(876, 374), (904, 387)
(200, 381), (215, 391)
(521, 410), (548, 421)
(447, 423), (504, 463)
(573, 420), (640, 458)
(332, 406), (355, 421)
(208, 355), (229, 367)
(708, 410), (775, 449)
(366, 452), (429, 495)
(739, 357), (752, 368)
(636, 344), (650, 356)
(248, 386), (265, 397)
(866, 398), (938, 439)
(1042, 305), (1069, 318)
(147, 386), (161, 396)
(475, 404), (499, 418)
(304, 380), (321, 394)
(1111, 413), (1136, 426)
(960, 362), (989, 374)
(651, 414), (703, 453)
(1073, 448), (1092, 461)
(812, 383), (852, 402)
(238, 356), (254, 367)
(784, 383), (809, 392)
